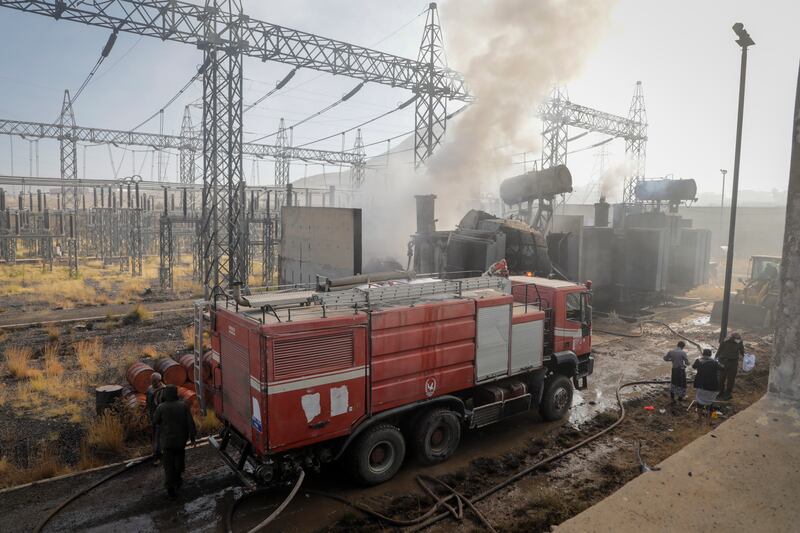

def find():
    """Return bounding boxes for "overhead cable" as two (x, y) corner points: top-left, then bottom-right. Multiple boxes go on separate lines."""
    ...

(130, 58), (210, 132)
(295, 95), (417, 148)
(249, 82), (366, 143)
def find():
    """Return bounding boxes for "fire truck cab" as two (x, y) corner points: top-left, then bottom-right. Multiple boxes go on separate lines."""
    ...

(201, 275), (593, 487)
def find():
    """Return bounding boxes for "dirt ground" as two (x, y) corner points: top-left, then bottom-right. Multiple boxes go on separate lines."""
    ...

(0, 303), (773, 532)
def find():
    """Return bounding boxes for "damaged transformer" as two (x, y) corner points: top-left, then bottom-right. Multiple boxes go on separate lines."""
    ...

(411, 195), (551, 277)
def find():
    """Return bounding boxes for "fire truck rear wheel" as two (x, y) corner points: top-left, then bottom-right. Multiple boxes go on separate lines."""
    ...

(412, 408), (461, 465)
(347, 424), (406, 486)
(540, 374), (573, 421)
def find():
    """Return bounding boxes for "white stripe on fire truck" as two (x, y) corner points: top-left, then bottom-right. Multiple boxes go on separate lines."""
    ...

(267, 366), (367, 395)
(250, 376), (264, 391)
(554, 328), (583, 338)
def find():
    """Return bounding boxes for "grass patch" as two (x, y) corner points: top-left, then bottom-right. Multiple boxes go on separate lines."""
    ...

(195, 409), (223, 435)
(86, 412), (126, 454)
(142, 345), (159, 358)
(43, 343), (64, 377)
(122, 304), (152, 325)
(4, 346), (40, 379)
(182, 326), (195, 350)
(43, 324), (61, 342)
(74, 338), (102, 375)
(0, 444), (70, 489)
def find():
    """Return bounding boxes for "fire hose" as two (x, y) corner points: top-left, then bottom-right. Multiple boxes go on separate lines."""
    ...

(227, 379), (671, 532)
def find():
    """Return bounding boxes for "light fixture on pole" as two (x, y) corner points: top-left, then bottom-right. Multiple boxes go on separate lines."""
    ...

(719, 23), (754, 343)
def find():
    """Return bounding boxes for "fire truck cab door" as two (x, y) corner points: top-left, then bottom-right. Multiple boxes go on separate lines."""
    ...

(267, 326), (367, 450)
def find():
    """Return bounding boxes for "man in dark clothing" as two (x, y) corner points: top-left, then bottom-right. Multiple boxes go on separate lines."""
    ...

(692, 349), (724, 418)
(146, 372), (165, 465)
(663, 341), (690, 401)
(153, 384), (197, 498)
(716, 332), (744, 400)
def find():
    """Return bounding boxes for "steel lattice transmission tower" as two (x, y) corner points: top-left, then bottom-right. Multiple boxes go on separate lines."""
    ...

(179, 105), (196, 185)
(414, 2), (448, 167)
(59, 90), (78, 210)
(199, 0), (246, 297)
(541, 86), (570, 169)
(275, 118), (290, 188)
(351, 128), (366, 187)
(623, 81), (647, 205)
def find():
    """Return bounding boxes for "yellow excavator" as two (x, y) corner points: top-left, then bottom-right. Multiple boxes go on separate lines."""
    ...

(712, 255), (781, 329)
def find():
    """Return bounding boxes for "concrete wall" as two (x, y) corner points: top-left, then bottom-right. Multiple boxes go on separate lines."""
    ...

(279, 207), (362, 286)
(769, 65), (800, 401)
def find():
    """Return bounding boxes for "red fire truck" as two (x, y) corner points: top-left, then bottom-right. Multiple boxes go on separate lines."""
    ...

(197, 274), (593, 487)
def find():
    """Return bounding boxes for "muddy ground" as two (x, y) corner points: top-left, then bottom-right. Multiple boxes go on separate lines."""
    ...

(0, 304), (772, 532)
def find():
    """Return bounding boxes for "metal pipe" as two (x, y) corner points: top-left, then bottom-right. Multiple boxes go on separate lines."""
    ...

(720, 24), (754, 343)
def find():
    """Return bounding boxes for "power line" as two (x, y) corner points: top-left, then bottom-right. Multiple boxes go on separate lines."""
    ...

(295, 95), (417, 148)
(130, 58), (209, 132)
(248, 82), (366, 143)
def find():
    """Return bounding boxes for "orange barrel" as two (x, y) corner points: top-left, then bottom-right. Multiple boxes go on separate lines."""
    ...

(177, 386), (198, 413)
(126, 361), (154, 393)
(95, 384), (123, 415)
(202, 350), (218, 384)
(135, 392), (146, 408)
(121, 390), (139, 412)
(155, 358), (187, 386)
(179, 354), (195, 380)
(182, 380), (196, 393)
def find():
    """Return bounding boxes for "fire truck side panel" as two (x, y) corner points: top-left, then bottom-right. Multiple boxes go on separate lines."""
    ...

(370, 300), (477, 412)
(474, 295), (514, 382)
(215, 311), (261, 447)
(510, 310), (545, 373)
(264, 320), (368, 453)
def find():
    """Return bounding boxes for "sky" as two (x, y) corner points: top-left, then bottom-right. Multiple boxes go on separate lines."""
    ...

(0, 0), (797, 203)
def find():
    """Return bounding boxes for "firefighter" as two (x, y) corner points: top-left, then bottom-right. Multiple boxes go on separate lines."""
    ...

(716, 332), (744, 400)
(153, 384), (197, 498)
(663, 341), (689, 402)
(146, 372), (165, 465)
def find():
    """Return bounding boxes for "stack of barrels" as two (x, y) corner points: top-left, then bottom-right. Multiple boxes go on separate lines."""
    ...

(123, 354), (207, 413)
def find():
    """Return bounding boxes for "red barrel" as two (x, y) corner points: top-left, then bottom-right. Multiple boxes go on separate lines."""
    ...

(202, 351), (218, 384)
(121, 390), (140, 412)
(177, 386), (198, 413)
(154, 358), (187, 386)
(126, 361), (154, 393)
(179, 354), (195, 380)
(182, 380), (196, 393)
(135, 392), (146, 408)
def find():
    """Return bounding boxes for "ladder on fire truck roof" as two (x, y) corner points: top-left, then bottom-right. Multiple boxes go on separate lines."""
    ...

(313, 275), (511, 309)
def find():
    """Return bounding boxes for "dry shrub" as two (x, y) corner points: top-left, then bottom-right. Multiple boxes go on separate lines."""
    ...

(182, 326), (195, 350)
(14, 382), (43, 410)
(142, 345), (159, 358)
(0, 385), (5, 406)
(43, 343), (63, 377)
(0, 444), (70, 489)
(42, 324), (61, 342)
(86, 412), (126, 454)
(75, 338), (103, 375)
(123, 304), (152, 325)
(195, 409), (223, 435)
(4, 346), (39, 379)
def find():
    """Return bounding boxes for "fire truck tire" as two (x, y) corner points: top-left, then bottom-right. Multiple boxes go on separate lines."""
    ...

(540, 374), (573, 421)
(346, 424), (406, 486)
(411, 408), (461, 465)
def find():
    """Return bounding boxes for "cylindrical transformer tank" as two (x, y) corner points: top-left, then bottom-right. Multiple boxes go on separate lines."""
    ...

(415, 194), (437, 234)
(594, 197), (610, 227)
(499, 165), (573, 205)
(634, 179), (697, 203)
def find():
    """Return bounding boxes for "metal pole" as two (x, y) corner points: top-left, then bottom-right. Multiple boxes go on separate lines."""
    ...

(720, 24), (754, 343)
